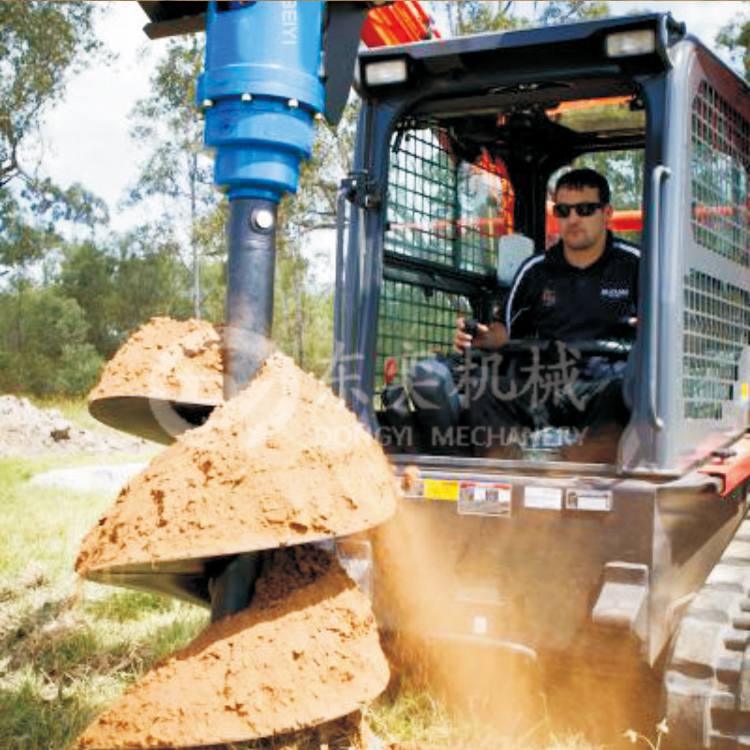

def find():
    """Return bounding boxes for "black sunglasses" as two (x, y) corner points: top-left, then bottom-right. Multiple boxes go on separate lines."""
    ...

(552, 201), (604, 218)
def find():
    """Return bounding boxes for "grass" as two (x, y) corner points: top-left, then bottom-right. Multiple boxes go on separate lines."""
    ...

(0, 453), (209, 750)
(0, 438), (607, 750)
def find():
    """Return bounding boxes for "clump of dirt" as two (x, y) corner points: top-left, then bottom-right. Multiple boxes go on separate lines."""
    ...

(75, 546), (389, 749)
(0, 396), (147, 458)
(88, 316), (224, 405)
(76, 353), (400, 575)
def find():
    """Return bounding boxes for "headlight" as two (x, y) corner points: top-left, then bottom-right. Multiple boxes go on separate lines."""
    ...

(605, 29), (657, 57)
(363, 58), (409, 86)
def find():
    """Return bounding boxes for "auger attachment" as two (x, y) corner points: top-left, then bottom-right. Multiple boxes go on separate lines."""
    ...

(78, 354), (401, 606)
(78, 3), (396, 746)
(88, 318), (224, 445)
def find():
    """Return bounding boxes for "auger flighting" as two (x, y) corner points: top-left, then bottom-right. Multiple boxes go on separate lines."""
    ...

(74, 3), (405, 747)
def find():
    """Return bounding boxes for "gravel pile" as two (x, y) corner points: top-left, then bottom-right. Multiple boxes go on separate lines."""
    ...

(0, 396), (149, 458)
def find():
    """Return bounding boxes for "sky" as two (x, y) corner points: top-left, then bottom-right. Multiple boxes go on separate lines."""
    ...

(40, 1), (746, 242)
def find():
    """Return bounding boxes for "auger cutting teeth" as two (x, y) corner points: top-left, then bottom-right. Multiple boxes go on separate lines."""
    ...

(75, 547), (390, 750)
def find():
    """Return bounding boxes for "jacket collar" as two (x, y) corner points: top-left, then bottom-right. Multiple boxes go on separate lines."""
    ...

(549, 231), (614, 271)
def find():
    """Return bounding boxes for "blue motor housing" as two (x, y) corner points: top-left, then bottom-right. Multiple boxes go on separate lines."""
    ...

(197, 1), (325, 202)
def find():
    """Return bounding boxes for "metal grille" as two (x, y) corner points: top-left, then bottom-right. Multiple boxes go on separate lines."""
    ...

(376, 279), (463, 394)
(691, 81), (750, 266)
(385, 127), (512, 274)
(683, 269), (750, 420)
(377, 123), (514, 398)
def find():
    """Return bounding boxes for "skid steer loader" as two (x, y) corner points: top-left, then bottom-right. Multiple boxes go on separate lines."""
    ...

(81, 5), (750, 748)
(332, 12), (750, 747)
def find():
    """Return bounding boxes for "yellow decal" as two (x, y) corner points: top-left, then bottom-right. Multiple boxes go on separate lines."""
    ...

(422, 478), (460, 502)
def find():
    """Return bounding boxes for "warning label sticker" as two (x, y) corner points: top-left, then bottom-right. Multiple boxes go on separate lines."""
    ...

(458, 481), (512, 517)
(524, 486), (563, 510)
(421, 478), (460, 502)
(565, 488), (612, 511)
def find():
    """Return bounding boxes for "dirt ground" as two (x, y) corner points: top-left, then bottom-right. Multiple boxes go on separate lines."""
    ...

(0, 395), (150, 459)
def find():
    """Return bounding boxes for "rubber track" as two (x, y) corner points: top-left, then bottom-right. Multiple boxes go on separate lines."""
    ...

(664, 518), (750, 749)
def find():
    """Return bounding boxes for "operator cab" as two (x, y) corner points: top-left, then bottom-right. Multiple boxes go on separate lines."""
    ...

(336, 13), (750, 474)
(376, 96), (643, 463)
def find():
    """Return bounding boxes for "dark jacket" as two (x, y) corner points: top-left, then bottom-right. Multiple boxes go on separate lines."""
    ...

(505, 232), (639, 343)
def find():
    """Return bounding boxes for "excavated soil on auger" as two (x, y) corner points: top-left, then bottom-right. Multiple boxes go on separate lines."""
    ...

(88, 317), (225, 444)
(76, 346), (403, 747)
(75, 546), (390, 749)
(89, 316), (224, 405)
(76, 352), (400, 575)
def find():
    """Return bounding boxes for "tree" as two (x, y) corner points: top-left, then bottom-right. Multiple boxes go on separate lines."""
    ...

(115, 224), (193, 334)
(0, 282), (102, 396)
(58, 240), (119, 357)
(718, 2), (750, 78)
(269, 103), (360, 372)
(436, 1), (608, 36)
(0, 2), (102, 188)
(0, 2), (106, 272)
(126, 36), (217, 319)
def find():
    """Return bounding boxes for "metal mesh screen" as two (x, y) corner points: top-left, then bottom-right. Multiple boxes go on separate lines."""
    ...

(691, 81), (750, 266)
(685, 81), (750, 421)
(376, 279), (463, 394)
(385, 127), (512, 274)
(376, 124), (514, 397)
(683, 269), (750, 420)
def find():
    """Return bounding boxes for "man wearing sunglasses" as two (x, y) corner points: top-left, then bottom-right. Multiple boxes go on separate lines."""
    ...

(456, 168), (640, 461)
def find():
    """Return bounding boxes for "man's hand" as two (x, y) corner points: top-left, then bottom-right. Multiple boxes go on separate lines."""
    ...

(454, 316), (508, 352)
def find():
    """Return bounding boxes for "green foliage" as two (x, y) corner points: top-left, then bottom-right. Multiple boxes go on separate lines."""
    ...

(0, 1), (103, 187)
(126, 37), (217, 319)
(0, 227), (207, 398)
(58, 241), (119, 356)
(0, 2), (108, 274)
(0, 456), (208, 750)
(0, 190), (60, 267)
(0, 229), (196, 398)
(717, 2), (750, 78)
(266, 104), (359, 375)
(115, 225), (193, 329)
(436, 1), (610, 36)
(272, 234), (334, 377)
(199, 259), (227, 323)
(56, 343), (105, 397)
(0, 285), (96, 395)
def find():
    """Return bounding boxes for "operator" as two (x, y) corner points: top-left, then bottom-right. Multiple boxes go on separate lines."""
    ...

(408, 168), (639, 461)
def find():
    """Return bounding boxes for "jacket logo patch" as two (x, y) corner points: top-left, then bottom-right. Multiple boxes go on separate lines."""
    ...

(601, 287), (629, 299)
(541, 287), (556, 307)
